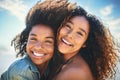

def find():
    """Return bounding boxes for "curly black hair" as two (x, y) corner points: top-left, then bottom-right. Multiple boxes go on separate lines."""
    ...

(58, 6), (120, 80)
(11, 0), (75, 57)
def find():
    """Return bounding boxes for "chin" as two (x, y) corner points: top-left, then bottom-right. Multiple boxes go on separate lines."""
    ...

(59, 49), (68, 55)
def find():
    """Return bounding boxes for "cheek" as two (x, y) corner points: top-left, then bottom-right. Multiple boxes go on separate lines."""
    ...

(58, 29), (65, 41)
(45, 46), (54, 54)
(59, 28), (68, 36)
(75, 38), (87, 49)
(26, 44), (29, 53)
(49, 48), (54, 54)
(26, 43), (32, 53)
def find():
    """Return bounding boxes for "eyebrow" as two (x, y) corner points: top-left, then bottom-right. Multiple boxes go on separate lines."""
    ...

(30, 33), (54, 40)
(30, 33), (36, 36)
(67, 20), (73, 25)
(46, 37), (54, 40)
(67, 21), (87, 34)
(79, 28), (87, 35)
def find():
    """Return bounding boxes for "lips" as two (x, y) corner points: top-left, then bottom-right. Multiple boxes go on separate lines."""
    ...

(32, 51), (46, 57)
(61, 38), (73, 46)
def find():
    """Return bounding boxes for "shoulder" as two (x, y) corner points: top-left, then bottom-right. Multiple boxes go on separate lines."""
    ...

(55, 66), (84, 80)
(1, 57), (36, 80)
(56, 63), (93, 80)
(8, 57), (30, 72)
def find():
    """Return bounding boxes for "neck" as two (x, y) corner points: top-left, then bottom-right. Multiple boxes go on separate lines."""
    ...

(37, 61), (49, 76)
(63, 52), (77, 61)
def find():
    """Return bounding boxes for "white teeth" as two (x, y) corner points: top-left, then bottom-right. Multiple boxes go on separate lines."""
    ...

(62, 38), (72, 45)
(33, 52), (44, 57)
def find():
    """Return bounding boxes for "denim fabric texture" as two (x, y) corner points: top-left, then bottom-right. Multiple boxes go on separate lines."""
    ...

(0, 56), (40, 80)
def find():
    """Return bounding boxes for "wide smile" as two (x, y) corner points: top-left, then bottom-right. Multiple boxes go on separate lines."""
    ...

(32, 51), (46, 57)
(61, 38), (73, 46)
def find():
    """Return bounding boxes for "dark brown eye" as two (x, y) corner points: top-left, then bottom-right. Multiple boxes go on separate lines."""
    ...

(77, 32), (83, 36)
(30, 37), (37, 41)
(65, 24), (71, 30)
(45, 40), (53, 44)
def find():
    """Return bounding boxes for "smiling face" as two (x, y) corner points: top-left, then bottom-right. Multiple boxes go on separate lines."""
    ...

(57, 16), (89, 60)
(26, 24), (54, 66)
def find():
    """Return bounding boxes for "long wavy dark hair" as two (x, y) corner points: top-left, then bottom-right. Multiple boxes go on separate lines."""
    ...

(58, 6), (120, 80)
(11, 0), (76, 80)
(11, 0), (74, 57)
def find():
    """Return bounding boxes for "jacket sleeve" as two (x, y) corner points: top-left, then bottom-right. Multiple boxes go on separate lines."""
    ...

(0, 57), (40, 80)
(0, 71), (28, 80)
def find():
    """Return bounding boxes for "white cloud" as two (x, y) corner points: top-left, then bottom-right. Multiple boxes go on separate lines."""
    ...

(0, 0), (28, 21)
(100, 5), (113, 16)
(109, 18), (120, 27)
(98, 4), (120, 40)
(105, 18), (120, 30)
(104, 18), (120, 39)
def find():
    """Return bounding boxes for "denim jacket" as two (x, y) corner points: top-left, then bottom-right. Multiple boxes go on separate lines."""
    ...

(0, 56), (41, 80)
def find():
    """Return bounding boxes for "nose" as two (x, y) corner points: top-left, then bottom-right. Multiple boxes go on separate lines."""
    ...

(34, 41), (43, 50)
(66, 30), (73, 39)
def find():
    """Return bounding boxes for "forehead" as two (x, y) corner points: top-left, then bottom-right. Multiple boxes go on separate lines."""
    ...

(70, 16), (88, 25)
(30, 24), (54, 36)
(70, 16), (89, 29)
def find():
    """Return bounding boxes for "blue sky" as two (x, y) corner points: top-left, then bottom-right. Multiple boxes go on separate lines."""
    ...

(0, 0), (120, 77)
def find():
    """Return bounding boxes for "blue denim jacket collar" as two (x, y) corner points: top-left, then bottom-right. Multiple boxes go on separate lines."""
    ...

(25, 55), (39, 72)
(25, 55), (41, 79)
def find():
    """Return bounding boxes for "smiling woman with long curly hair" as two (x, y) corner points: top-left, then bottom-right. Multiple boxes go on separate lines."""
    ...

(53, 6), (120, 80)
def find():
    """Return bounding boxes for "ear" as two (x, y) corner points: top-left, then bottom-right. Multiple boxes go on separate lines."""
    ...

(82, 44), (86, 48)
